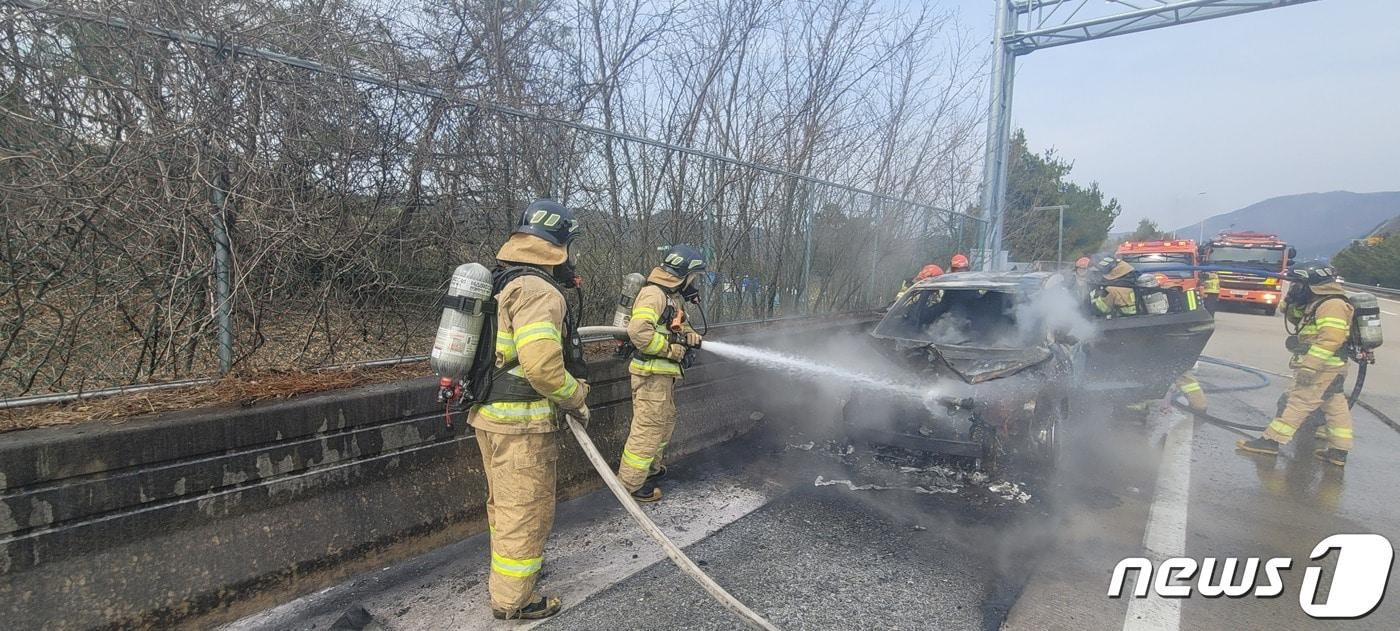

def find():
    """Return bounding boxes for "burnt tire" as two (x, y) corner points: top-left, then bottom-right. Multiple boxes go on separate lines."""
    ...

(1027, 394), (1066, 470)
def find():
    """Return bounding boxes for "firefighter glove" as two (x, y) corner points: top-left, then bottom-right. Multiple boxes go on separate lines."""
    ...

(684, 331), (703, 348)
(569, 403), (591, 426)
(666, 343), (688, 361)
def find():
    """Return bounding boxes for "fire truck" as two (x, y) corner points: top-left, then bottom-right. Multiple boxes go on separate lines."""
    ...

(1115, 239), (1200, 290)
(1198, 231), (1295, 316)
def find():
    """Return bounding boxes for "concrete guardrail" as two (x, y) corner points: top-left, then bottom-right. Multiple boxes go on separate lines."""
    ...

(0, 311), (877, 630)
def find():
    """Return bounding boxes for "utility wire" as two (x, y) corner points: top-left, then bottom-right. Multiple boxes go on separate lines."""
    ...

(4, 0), (982, 224)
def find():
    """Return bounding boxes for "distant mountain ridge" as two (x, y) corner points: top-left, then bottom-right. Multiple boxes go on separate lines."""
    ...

(1173, 191), (1400, 260)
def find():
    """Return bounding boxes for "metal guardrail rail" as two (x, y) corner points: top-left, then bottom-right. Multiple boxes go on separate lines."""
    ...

(1342, 280), (1400, 299)
(0, 311), (874, 411)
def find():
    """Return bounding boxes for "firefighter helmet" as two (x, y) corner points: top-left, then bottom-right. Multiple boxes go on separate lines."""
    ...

(1286, 260), (1337, 286)
(949, 254), (970, 271)
(1075, 256), (1091, 270)
(915, 264), (944, 281)
(513, 198), (581, 246)
(1094, 256), (1119, 274)
(660, 244), (708, 278)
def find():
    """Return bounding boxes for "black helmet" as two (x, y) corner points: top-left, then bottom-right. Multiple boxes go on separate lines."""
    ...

(513, 198), (581, 246)
(660, 244), (707, 278)
(1286, 260), (1337, 285)
(1093, 256), (1119, 274)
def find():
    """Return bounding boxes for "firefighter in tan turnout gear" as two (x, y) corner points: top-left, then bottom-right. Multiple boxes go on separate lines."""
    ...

(619, 245), (707, 502)
(469, 199), (590, 620)
(1237, 261), (1354, 466)
(1089, 256), (1139, 317)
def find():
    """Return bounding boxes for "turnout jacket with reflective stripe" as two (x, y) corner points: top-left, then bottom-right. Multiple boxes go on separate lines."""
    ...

(1091, 285), (1137, 317)
(1287, 289), (1353, 371)
(627, 283), (692, 377)
(470, 274), (589, 434)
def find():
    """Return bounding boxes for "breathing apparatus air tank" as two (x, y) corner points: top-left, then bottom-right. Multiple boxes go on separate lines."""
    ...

(1136, 273), (1170, 315)
(612, 272), (646, 328)
(431, 263), (495, 381)
(1347, 291), (1384, 350)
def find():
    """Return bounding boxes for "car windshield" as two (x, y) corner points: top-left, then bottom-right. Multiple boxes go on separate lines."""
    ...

(1206, 246), (1285, 269)
(875, 288), (1030, 347)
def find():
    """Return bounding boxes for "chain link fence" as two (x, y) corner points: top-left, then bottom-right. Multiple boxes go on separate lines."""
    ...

(0, 1), (986, 399)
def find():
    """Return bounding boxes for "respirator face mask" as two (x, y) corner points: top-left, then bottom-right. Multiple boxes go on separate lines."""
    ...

(680, 272), (702, 303)
(555, 243), (581, 288)
(1285, 281), (1311, 305)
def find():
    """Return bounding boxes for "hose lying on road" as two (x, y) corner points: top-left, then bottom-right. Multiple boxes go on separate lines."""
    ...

(1178, 354), (1388, 433)
(564, 415), (780, 631)
(569, 326), (777, 630)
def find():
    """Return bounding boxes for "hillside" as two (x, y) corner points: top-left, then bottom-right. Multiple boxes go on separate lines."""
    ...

(1173, 191), (1400, 260)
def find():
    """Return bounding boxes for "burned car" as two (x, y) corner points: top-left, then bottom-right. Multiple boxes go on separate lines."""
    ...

(843, 271), (1214, 471)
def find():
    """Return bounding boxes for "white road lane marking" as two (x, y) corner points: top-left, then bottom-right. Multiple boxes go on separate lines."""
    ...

(1382, 310), (1398, 316)
(1122, 416), (1194, 631)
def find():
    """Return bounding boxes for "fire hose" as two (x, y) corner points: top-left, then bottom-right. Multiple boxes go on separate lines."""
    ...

(1171, 355), (1376, 433)
(570, 326), (779, 631)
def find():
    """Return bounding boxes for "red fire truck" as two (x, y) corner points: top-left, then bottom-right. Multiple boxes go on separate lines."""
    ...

(1115, 239), (1200, 290)
(1199, 231), (1295, 316)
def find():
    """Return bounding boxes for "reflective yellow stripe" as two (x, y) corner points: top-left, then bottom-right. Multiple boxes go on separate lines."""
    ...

(1306, 345), (1345, 366)
(491, 551), (543, 578)
(1186, 290), (1198, 310)
(496, 331), (516, 360)
(477, 400), (554, 422)
(621, 449), (653, 471)
(514, 321), (562, 347)
(1119, 304), (1137, 315)
(641, 329), (669, 355)
(1092, 297), (1110, 314)
(1267, 419), (1296, 437)
(1315, 317), (1349, 330)
(1306, 345), (1334, 359)
(548, 373), (579, 401)
(1329, 427), (1354, 439)
(1180, 382), (1202, 393)
(630, 357), (682, 376)
(632, 306), (659, 323)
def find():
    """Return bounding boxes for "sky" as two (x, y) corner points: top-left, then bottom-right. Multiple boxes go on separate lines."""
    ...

(941, 0), (1400, 232)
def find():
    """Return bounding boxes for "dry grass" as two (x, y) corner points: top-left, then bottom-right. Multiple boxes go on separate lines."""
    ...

(0, 362), (430, 435)
(0, 339), (623, 435)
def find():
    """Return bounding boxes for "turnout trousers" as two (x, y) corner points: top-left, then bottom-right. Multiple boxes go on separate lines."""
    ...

(1264, 367), (1354, 451)
(617, 374), (678, 491)
(473, 425), (559, 611)
(1176, 372), (1207, 413)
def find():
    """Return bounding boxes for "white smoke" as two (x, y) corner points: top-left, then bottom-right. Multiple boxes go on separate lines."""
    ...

(1013, 281), (1100, 345)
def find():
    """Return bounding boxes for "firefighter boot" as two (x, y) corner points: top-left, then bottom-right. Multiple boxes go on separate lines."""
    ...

(647, 465), (667, 481)
(1313, 448), (1348, 467)
(1236, 436), (1281, 456)
(492, 594), (562, 620)
(632, 480), (662, 503)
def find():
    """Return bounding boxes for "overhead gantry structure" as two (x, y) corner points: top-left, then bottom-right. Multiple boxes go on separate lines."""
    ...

(978, 0), (1324, 268)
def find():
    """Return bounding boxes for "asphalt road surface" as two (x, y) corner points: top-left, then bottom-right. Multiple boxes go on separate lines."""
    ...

(227, 311), (1399, 631)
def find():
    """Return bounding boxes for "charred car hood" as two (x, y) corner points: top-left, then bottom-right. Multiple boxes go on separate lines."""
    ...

(923, 343), (1052, 384)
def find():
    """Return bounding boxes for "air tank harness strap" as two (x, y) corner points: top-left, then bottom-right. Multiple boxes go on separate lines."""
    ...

(439, 293), (495, 315)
